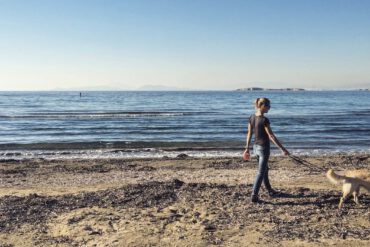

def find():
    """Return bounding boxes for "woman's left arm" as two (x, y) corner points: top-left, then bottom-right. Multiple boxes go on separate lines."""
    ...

(264, 125), (290, 155)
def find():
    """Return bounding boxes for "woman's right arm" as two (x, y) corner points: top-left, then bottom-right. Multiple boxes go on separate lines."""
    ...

(245, 123), (252, 153)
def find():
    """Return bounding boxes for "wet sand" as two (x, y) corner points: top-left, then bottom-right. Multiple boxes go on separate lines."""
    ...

(0, 154), (369, 246)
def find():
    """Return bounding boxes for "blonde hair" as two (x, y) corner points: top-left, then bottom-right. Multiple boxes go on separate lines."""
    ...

(254, 98), (271, 108)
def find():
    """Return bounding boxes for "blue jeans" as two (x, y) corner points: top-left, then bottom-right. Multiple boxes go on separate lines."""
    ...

(251, 144), (272, 197)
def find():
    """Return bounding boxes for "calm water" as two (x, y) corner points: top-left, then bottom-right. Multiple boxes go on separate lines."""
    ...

(0, 91), (369, 159)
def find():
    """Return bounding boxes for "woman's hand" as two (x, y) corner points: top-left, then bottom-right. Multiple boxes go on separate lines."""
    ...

(281, 148), (290, 156)
(243, 149), (250, 161)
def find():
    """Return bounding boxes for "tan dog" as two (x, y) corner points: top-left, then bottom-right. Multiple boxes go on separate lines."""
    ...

(326, 169), (370, 209)
(344, 169), (370, 180)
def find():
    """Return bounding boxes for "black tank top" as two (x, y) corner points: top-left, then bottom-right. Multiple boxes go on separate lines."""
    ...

(249, 114), (270, 147)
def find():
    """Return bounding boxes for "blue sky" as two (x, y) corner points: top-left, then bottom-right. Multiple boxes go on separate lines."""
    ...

(1, 0), (370, 90)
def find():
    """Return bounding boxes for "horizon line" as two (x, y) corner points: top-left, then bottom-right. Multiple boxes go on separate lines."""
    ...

(0, 88), (369, 92)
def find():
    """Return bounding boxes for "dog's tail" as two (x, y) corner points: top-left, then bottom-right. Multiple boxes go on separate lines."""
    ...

(326, 169), (347, 185)
(327, 169), (370, 192)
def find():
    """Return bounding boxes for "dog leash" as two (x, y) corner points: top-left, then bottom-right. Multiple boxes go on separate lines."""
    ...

(288, 155), (326, 173)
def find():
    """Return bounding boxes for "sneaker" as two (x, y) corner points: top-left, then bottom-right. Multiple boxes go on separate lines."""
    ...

(251, 195), (259, 203)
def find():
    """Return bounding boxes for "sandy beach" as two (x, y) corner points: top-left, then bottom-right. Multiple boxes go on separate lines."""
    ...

(0, 154), (369, 246)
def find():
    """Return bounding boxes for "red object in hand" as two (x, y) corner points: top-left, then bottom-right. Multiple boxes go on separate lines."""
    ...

(243, 151), (250, 161)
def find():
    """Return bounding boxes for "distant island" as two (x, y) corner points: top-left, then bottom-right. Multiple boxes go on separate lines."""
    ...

(236, 87), (305, 91)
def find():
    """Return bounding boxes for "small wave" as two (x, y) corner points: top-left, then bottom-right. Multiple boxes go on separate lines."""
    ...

(1, 147), (369, 161)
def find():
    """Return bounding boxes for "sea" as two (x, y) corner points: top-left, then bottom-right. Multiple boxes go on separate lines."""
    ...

(0, 90), (369, 160)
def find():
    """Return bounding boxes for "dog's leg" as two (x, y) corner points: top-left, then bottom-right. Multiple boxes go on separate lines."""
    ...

(353, 187), (360, 205)
(339, 183), (352, 209)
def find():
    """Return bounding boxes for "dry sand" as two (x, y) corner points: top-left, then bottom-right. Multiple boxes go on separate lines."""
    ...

(0, 154), (369, 246)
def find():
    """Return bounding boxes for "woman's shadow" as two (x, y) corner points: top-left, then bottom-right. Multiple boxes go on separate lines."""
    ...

(261, 188), (342, 207)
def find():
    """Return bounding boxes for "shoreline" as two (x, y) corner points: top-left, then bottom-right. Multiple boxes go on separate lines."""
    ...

(1, 146), (370, 161)
(0, 154), (369, 246)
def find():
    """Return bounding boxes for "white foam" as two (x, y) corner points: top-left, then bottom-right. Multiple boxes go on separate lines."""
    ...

(1, 148), (369, 161)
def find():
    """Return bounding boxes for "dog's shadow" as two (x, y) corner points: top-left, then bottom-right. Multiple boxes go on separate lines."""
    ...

(262, 189), (370, 207)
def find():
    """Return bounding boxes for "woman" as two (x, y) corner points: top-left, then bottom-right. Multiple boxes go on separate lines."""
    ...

(244, 98), (289, 203)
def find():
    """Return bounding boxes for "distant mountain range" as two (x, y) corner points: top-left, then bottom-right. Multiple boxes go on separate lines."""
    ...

(236, 87), (305, 91)
(50, 85), (369, 92)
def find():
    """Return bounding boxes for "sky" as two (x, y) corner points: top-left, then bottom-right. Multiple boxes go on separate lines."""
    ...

(1, 0), (370, 90)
